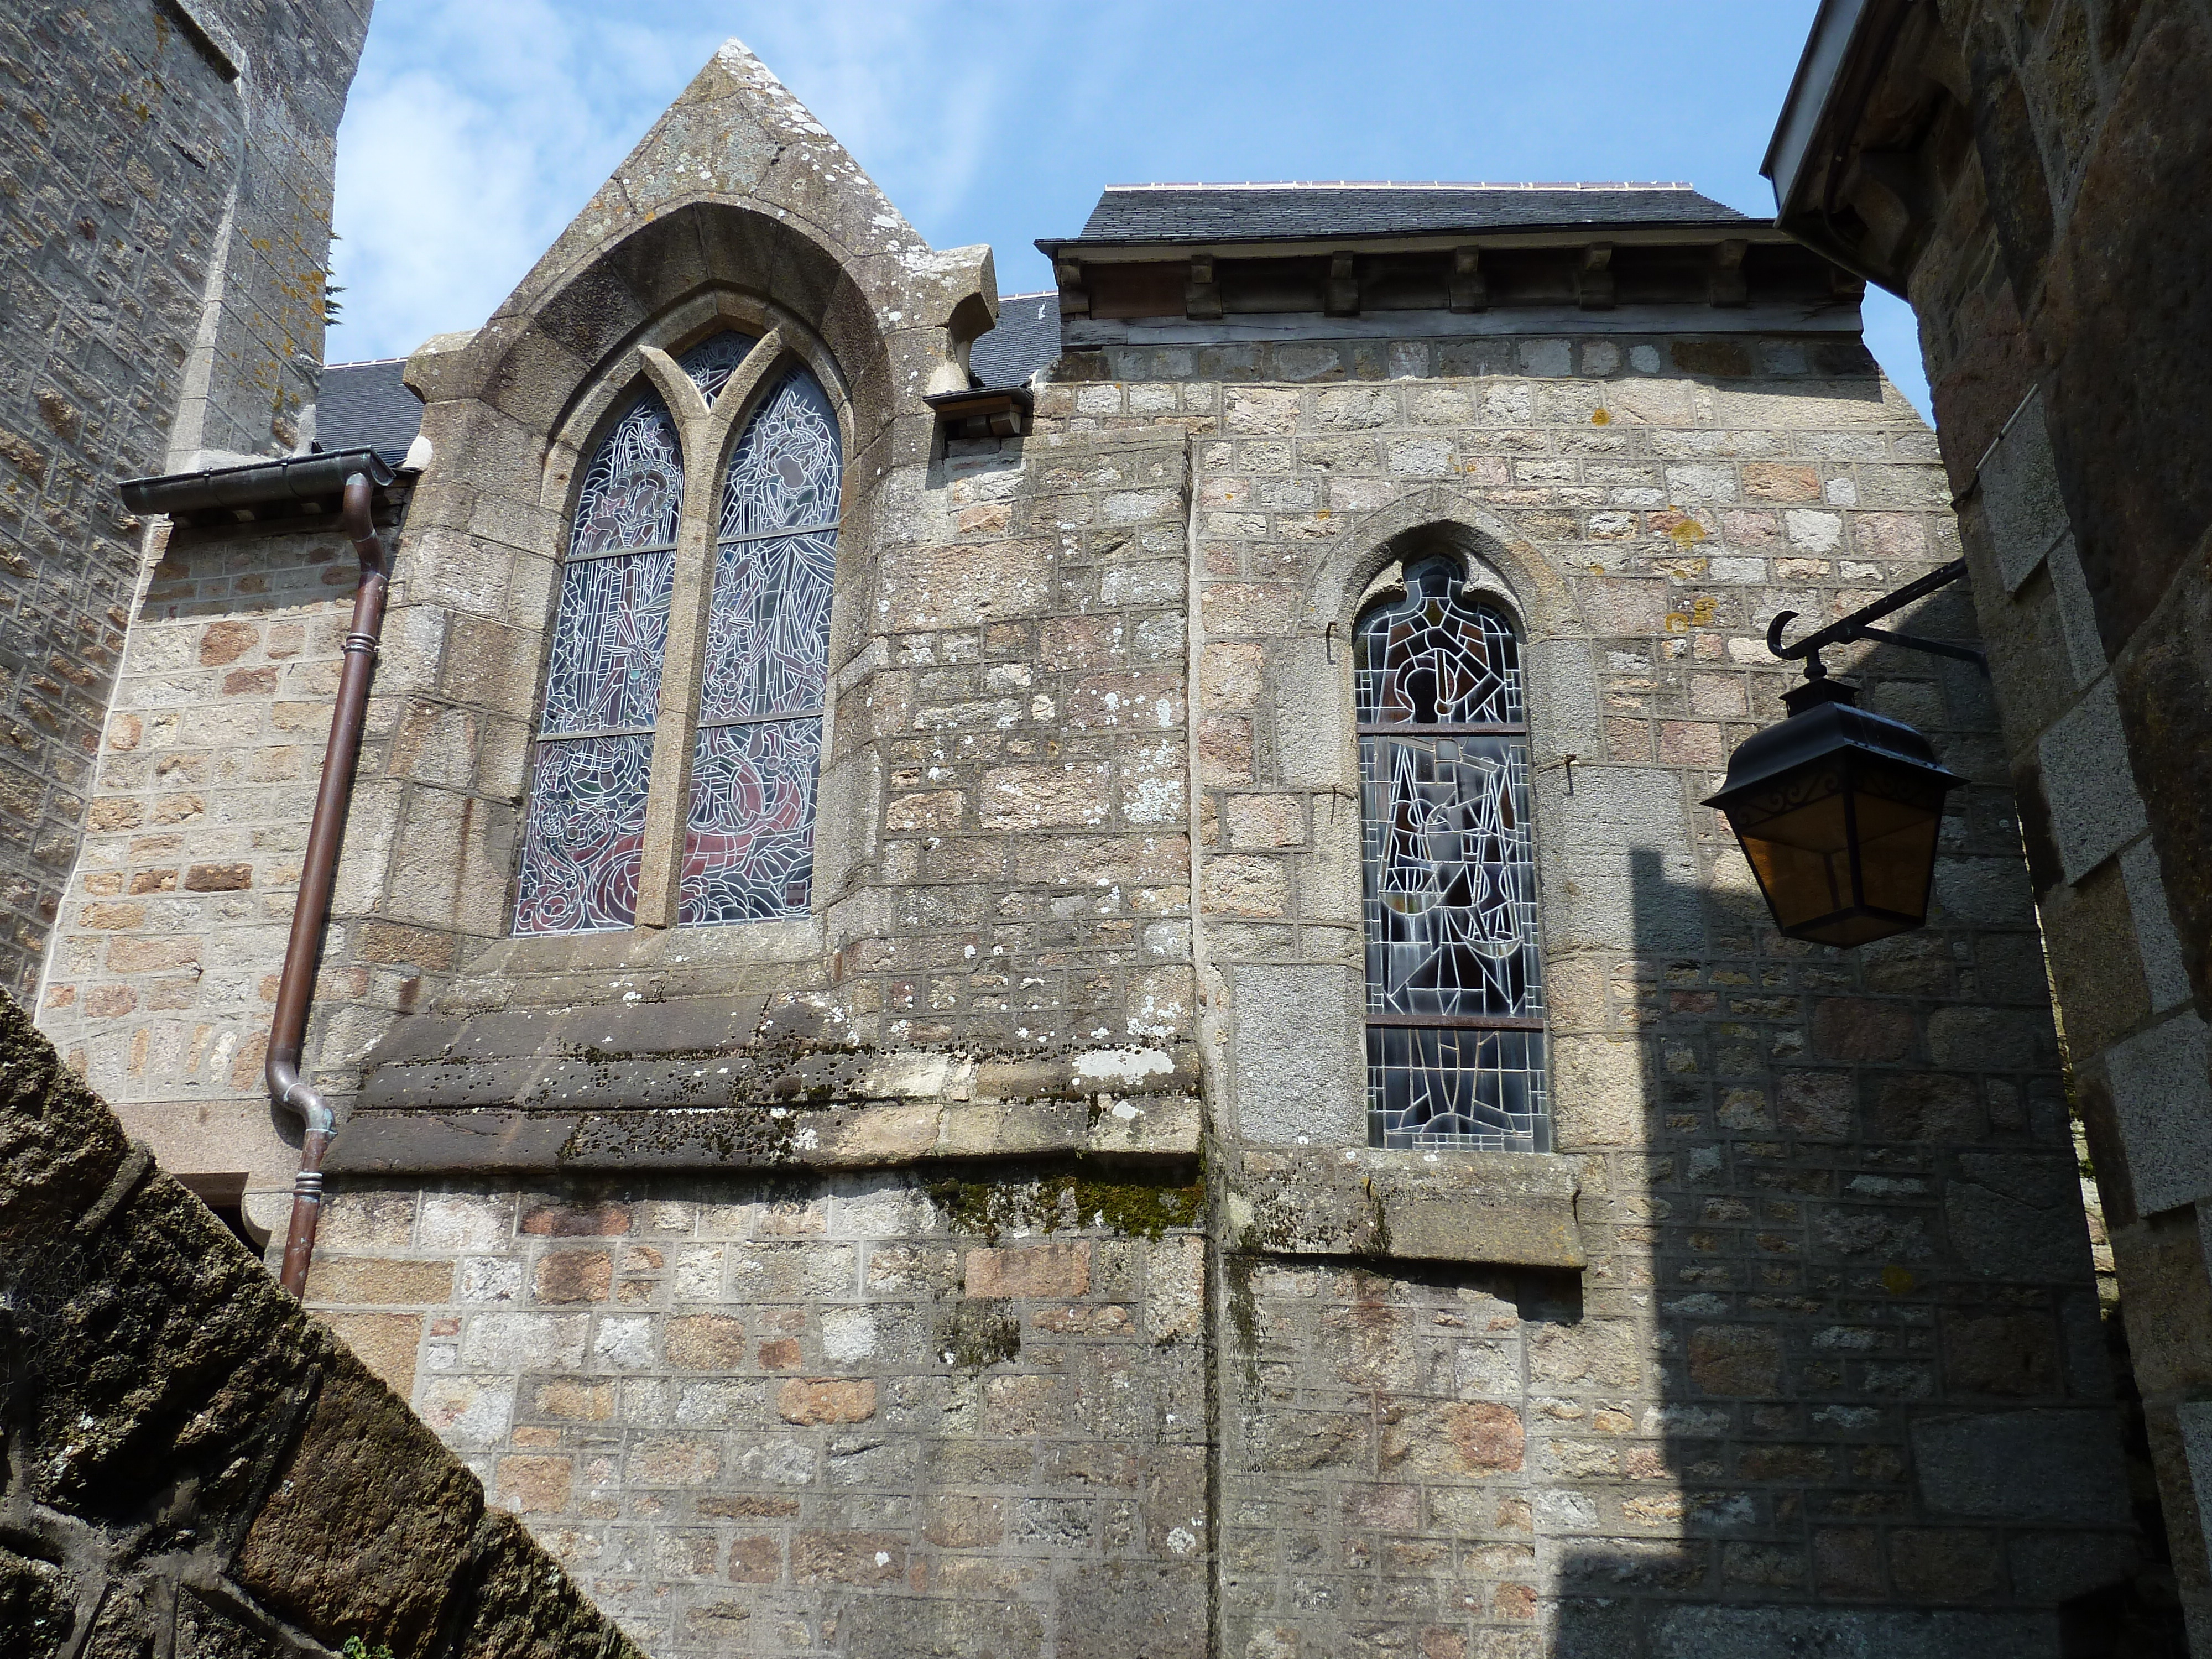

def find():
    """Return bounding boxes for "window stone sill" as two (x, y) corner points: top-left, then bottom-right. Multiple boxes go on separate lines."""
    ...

(331, 995), (1204, 1174)
(325, 1093), (1202, 1176)
(1227, 1146), (1583, 1270)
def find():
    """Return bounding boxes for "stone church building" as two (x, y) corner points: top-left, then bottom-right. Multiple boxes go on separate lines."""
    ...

(4, 7), (2190, 1658)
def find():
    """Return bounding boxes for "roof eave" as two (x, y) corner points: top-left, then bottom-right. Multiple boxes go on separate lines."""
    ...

(1760, 0), (1920, 299)
(1037, 220), (1787, 262)
(1762, 0), (1875, 201)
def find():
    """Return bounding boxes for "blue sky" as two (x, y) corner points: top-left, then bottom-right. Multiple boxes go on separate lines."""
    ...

(330, 1), (1931, 417)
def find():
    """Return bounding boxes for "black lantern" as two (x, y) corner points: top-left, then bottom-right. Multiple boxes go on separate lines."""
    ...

(1704, 674), (1962, 947)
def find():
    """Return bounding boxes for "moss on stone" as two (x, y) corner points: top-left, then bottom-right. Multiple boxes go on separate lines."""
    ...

(936, 1298), (1021, 1371)
(927, 1168), (1206, 1243)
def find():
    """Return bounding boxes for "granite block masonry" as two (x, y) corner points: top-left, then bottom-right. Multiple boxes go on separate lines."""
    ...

(0, 0), (367, 1005)
(14, 19), (2159, 1659)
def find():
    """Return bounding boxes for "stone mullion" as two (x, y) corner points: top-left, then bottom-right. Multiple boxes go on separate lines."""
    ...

(631, 335), (787, 929)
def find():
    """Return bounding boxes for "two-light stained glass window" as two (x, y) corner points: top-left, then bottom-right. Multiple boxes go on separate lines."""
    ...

(514, 330), (842, 935)
(1357, 558), (1549, 1151)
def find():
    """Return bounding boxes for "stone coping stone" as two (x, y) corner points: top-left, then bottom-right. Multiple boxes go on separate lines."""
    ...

(325, 1091), (1204, 1176)
(1225, 1145), (1584, 1270)
(358, 1001), (1203, 1118)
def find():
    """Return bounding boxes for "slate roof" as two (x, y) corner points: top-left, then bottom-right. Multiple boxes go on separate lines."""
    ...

(969, 291), (1061, 390)
(1057, 181), (1755, 247)
(317, 357), (423, 466)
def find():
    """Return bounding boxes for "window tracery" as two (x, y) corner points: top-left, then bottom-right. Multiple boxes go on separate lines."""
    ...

(1356, 558), (1549, 1150)
(515, 330), (842, 937)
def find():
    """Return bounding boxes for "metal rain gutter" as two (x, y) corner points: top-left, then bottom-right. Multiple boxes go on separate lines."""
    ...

(118, 446), (395, 522)
(1761, 0), (1872, 211)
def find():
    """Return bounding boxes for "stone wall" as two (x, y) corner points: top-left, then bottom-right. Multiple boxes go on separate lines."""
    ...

(1042, 331), (2135, 1656)
(1816, 0), (2212, 1644)
(34, 514), (377, 1223)
(307, 291), (2140, 1657)
(0, 986), (635, 1658)
(302, 1171), (1208, 1657)
(0, 0), (368, 1005)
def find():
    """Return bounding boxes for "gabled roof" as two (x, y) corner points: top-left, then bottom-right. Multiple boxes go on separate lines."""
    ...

(317, 358), (422, 466)
(1052, 181), (1756, 249)
(969, 291), (1060, 390)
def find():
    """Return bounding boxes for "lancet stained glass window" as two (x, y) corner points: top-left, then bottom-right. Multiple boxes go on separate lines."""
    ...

(1357, 559), (1548, 1151)
(514, 384), (682, 934)
(680, 364), (841, 925)
(514, 331), (760, 935)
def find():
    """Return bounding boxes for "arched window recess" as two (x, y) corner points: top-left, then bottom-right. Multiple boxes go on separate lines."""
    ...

(1355, 556), (1550, 1152)
(515, 326), (845, 936)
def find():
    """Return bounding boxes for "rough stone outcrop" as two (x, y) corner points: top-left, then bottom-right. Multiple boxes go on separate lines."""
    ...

(0, 987), (639, 1658)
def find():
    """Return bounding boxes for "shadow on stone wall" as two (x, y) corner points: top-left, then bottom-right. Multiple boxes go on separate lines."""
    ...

(0, 989), (637, 1659)
(1545, 846), (2147, 1659)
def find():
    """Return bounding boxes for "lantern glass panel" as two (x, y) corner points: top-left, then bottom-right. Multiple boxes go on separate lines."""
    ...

(1726, 755), (1946, 946)
(1851, 761), (1947, 920)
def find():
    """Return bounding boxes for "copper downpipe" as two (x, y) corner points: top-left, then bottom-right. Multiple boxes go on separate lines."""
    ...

(270, 472), (389, 1297)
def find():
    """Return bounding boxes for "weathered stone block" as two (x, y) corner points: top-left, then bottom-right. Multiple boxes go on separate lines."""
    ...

(233, 1360), (484, 1652)
(1910, 1410), (2131, 1525)
(966, 1240), (1091, 1298)
(777, 1377), (878, 1424)
(1687, 1326), (1782, 1397)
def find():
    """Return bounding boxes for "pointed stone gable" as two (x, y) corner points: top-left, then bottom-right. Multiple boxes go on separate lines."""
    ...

(405, 37), (994, 435)
(510, 40), (947, 322)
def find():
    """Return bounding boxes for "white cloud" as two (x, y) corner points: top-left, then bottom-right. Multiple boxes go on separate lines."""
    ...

(328, 0), (1060, 361)
(330, 0), (718, 358)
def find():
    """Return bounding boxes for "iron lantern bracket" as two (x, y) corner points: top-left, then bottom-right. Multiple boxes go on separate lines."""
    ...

(1766, 557), (1989, 679)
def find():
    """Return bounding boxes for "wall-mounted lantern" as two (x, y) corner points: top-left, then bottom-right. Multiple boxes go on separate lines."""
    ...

(1705, 558), (1983, 948)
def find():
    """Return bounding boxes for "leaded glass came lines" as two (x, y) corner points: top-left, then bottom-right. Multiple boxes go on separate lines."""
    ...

(568, 389), (684, 561)
(682, 366), (841, 925)
(698, 533), (836, 724)
(682, 719), (822, 923)
(516, 383), (688, 933)
(1357, 559), (1548, 1151)
(718, 366), (841, 540)
(538, 550), (672, 737)
(679, 330), (758, 401)
(515, 735), (654, 935)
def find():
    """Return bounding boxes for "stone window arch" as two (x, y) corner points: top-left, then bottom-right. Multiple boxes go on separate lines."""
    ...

(515, 326), (844, 935)
(1355, 555), (1550, 1150)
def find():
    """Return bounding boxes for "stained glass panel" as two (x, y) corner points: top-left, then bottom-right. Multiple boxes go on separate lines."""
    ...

(718, 366), (842, 540)
(539, 548), (672, 735)
(1358, 559), (1548, 1151)
(1366, 1027), (1547, 1152)
(569, 389), (683, 560)
(682, 366), (842, 927)
(516, 384), (685, 935)
(1357, 562), (1522, 727)
(1363, 734), (1543, 1018)
(698, 533), (837, 722)
(680, 718), (821, 925)
(678, 330), (759, 402)
(514, 734), (654, 935)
